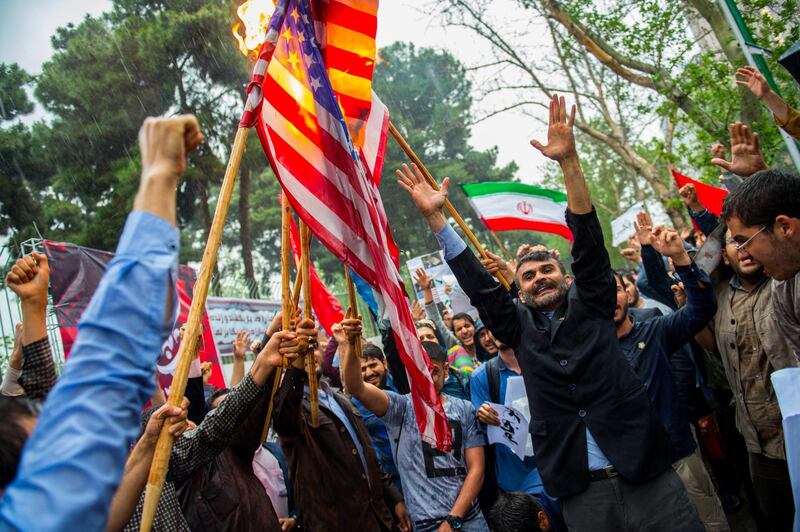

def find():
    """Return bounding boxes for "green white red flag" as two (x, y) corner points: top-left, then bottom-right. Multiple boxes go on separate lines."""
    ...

(461, 182), (573, 242)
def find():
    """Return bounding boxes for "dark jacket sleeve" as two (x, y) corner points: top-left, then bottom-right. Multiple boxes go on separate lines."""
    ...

(322, 336), (343, 388)
(659, 262), (718, 355)
(228, 383), (271, 462)
(185, 376), (208, 425)
(447, 248), (521, 349)
(567, 209), (616, 318)
(688, 208), (719, 237)
(382, 326), (410, 395)
(18, 337), (57, 400)
(640, 245), (678, 310)
(272, 366), (307, 441)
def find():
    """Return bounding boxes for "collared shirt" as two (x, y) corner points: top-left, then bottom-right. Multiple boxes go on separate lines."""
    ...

(435, 223), (612, 471)
(0, 211), (179, 532)
(715, 275), (798, 459)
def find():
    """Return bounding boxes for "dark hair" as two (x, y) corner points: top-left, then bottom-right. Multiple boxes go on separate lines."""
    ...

(516, 251), (566, 275)
(361, 343), (385, 362)
(206, 387), (231, 411)
(451, 313), (475, 328)
(488, 492), (545, 532)
(422, 341), (447, 364)
(722, 169), (800, 227)
(0, 397), (41, 489)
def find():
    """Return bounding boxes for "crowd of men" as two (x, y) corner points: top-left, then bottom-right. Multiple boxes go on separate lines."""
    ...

(0, 65), (799, 532)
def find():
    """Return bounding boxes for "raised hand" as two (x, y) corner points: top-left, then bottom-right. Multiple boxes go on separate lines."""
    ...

(5, 252), (49, 307)
(396, 163), (449, 223)
(651, 226), (691, 266)
(710, 143), (727, 161)
(411, 300), (426, 321)
(711, 122), (767, 177)
(341, 307), (363, 345)
(233, 331), (250, 362)
(530, 94), (577, 162)
(138, 115), (203, 183)
(678, 183), (704, 212)
(620, 247), (641, 264)
(413, 268), (433, 291)
(633, 211), (655, 246)
(735, 66), (771, 99)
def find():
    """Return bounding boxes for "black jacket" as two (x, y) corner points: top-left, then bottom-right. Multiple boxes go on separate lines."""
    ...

(446, 208), (674, 497)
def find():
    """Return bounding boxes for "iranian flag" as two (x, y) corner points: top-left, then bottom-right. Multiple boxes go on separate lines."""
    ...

(461, 182), (573, 242)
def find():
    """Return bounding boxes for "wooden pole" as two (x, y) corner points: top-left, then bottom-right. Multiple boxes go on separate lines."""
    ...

(388, 121), (511, 290)
(488, 230), (514, 261)
(301, 220), (319, 427)
(140, 126), (249, 532)
(343, 266), (363, 359)
(260, 195), (295, 444)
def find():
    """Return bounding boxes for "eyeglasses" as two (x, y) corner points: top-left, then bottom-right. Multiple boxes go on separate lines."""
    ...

(732, 225), (768, 254)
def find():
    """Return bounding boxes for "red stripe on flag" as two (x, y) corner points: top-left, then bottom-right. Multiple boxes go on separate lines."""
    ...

(327, 0), (377, 35)
(335, 91), (372, 121)
(265, 124), (373, 240)
(325, 45), (375, 78)
(263, 76), (365, 182)
(484, 217), (574, 242)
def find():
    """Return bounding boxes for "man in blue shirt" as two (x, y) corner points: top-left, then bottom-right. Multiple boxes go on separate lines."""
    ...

(470, 339), (564, 531)
(0, 115), (204, 531)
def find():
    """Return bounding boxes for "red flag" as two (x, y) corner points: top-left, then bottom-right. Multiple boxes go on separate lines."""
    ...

(288, 216), (345, 335)
(250, 0), (452, 450)
(671, 168), (728, 216)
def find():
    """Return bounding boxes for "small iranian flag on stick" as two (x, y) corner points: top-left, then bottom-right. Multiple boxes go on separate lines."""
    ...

(461, 182), (573, 242)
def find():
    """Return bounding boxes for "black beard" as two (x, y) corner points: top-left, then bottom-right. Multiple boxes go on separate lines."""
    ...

(523, 280), (567, 310)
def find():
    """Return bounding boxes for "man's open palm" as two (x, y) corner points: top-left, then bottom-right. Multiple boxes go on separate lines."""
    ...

(396, 163), (449, 218)
(531, 95), (577, 162)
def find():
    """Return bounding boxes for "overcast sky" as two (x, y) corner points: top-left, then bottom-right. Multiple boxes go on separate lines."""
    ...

(0, 0), (550, 182)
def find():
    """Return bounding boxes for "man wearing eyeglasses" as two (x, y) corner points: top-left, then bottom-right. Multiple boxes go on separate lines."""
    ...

(696, 221), (797, 532)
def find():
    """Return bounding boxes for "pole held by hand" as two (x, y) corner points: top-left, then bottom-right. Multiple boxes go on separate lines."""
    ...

(140, 126), (250, 532)
(388, 122), (511, 290)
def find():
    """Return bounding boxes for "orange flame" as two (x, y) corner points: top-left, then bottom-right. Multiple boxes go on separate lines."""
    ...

(231, 0), (276, 57)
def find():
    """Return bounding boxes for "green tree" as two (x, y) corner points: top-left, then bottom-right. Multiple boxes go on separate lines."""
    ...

(374, 43), (518, 269)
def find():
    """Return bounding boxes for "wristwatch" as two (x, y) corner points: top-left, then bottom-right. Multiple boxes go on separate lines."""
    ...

(445, 515), (463, 529)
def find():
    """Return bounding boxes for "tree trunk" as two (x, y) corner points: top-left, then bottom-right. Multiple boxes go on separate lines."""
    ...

(238, 163), (259, 298)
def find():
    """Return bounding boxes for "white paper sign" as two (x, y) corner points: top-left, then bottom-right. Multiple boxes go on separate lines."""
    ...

(486, 402), (529, 460)
(611, 201), (672, 246)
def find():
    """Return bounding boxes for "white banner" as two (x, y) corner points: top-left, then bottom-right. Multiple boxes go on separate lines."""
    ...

(206, 297), (281, 385)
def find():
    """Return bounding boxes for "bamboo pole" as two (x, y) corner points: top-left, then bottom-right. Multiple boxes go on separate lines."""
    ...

(301, 220), (319, 427)
(488, 230), (514, 262)
(388, 122), (511, 290)
(343, 266), (363, 358)
(140, 126), (249, 532)
(260, 195), (295, 444)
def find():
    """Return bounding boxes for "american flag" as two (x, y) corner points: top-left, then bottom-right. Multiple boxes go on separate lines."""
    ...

(243, 0), (451, 450)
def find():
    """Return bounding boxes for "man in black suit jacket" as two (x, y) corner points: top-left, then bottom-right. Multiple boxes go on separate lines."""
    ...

(396, 95), (703, 531)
